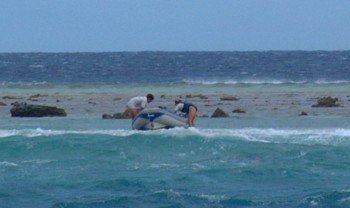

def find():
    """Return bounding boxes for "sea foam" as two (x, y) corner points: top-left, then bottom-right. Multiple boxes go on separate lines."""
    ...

(1, 127), (350, 146)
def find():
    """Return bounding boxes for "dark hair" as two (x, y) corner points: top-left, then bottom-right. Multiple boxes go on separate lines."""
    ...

(146, 94), (154, 100)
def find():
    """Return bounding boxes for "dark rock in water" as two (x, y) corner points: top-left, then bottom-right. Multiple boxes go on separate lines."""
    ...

(10, 102), (67, 117)
(232, 108), (246, 113)
(200, 95), (208, 99)
(220, 96), (239, 101)
(29, 93), (48, 100)
(211, 108), (229, 118)
(102, 110), (131, 119)
(2, 95), (19, 99)
(299, 111), (308, 116)
(102, 114), (113, 119)
(312, 96), (340, 107)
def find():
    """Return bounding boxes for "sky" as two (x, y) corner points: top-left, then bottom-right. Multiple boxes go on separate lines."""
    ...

(1, 0), (350, 52)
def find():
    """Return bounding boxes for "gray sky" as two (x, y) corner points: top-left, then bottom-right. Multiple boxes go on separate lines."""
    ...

(1, 0), (350, 52)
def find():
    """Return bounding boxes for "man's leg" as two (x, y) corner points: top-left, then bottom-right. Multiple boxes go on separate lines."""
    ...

(127, 108), (138, 118)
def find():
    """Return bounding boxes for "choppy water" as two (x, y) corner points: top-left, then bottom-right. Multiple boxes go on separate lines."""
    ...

(1, 51), (350, 97)
(1, 51), (350, 207)
(1, 117), (350, 207)
(1, 51), (350, 84)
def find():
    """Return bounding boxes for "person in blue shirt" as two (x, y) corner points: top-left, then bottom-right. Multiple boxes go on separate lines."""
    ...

(174, 98), (198, 127)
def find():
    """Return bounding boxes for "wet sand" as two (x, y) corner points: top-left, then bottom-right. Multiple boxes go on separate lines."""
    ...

(0, 91), (349, 118)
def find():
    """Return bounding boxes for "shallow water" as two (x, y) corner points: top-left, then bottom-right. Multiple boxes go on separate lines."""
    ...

(1, 116), (350, 207)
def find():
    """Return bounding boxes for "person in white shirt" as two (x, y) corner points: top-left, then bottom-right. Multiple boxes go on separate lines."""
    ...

(174, 98), (198, 127)
(126, 94), (154, 118)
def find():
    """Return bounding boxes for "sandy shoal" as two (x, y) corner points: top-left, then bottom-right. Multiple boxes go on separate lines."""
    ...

(0, 91), (349, 118)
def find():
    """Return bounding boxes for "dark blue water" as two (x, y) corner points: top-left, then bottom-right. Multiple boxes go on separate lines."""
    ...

(1, 51), (350, 84)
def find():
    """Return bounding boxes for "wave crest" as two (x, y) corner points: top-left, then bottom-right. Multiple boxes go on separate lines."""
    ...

(1, 128), (350, 146)
(181, 79), (350, 85)
(0, 81), (51, 88)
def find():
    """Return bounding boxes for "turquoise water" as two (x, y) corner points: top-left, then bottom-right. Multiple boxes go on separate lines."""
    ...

(1, 116), (350, 207)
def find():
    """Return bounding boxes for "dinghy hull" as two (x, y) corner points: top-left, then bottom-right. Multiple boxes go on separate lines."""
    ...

(132, 108), (188, 130)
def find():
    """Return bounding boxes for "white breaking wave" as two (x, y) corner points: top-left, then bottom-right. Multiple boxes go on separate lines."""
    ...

(1, 127), (350, 146)
(0, 81), (50, 87)
(0, 128), (137, 138)
(181, 79), (350, 85)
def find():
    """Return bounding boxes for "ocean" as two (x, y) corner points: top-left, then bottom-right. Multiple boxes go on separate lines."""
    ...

(0, 51), (350, 207)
